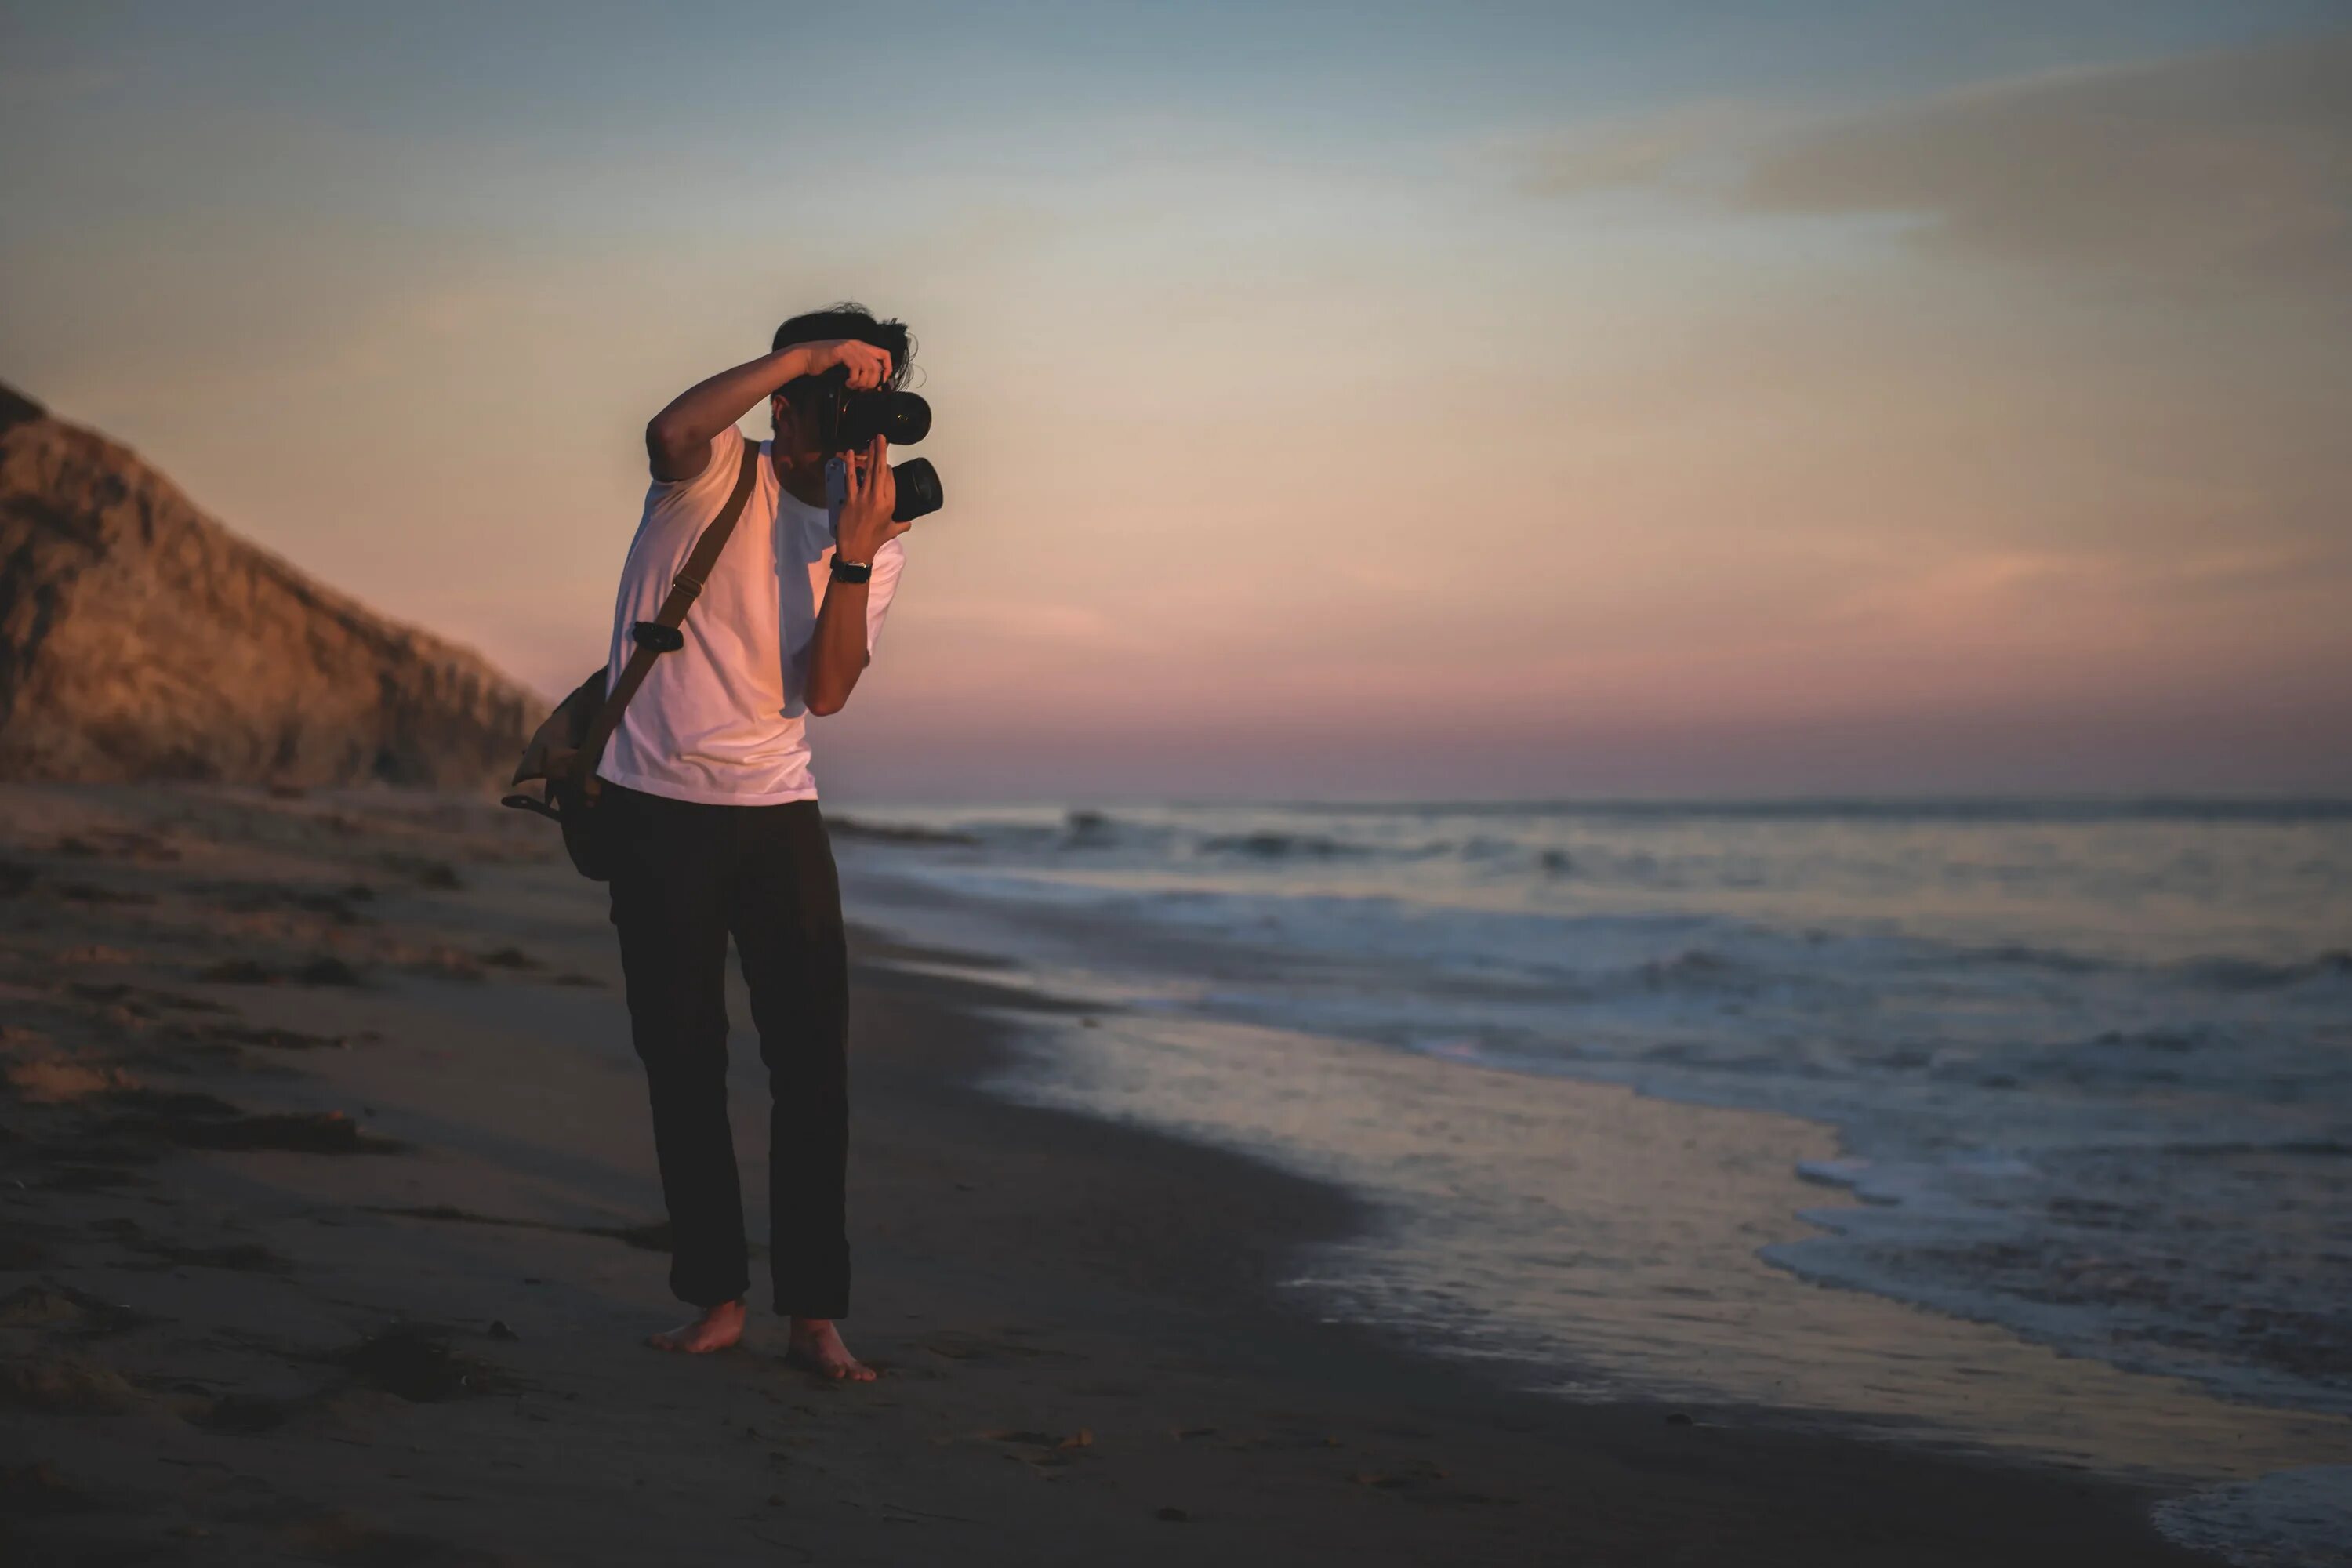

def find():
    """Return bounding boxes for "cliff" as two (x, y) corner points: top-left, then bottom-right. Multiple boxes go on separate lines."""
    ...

(0, 383), (539, 788)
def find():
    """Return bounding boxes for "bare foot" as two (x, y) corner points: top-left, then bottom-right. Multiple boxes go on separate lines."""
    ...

(785, 1317), (875, 1381)
(648, 1298), (746, 1353)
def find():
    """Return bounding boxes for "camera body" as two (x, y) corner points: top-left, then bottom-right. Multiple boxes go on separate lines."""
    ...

(796, 365), (944, 523)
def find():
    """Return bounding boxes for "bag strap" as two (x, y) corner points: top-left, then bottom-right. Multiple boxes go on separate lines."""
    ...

(577, 434), (763, 798)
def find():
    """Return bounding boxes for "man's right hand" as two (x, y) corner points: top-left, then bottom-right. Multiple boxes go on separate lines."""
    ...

(797, 339), (893, 390)
(645, 339), (895, 482)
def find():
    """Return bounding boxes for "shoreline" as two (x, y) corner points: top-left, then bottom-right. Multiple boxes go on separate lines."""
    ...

(844, 925), (2223, 1562)
(0, 782), (2218, 1563)
(830, 842), (2352, 1480)
(851, 916), (2352, 1479)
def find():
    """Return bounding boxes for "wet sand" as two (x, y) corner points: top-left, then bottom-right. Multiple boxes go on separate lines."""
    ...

(0, 781), (2207, 1564)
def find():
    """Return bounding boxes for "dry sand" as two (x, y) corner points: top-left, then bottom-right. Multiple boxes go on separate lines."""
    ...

(0, 781), (2207, 1565)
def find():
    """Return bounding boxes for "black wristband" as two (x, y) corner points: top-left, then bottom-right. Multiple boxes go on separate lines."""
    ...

(829, 554), (873, 584)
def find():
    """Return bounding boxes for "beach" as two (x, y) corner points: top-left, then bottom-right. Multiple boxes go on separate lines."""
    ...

(0, 781), (2300, 1564)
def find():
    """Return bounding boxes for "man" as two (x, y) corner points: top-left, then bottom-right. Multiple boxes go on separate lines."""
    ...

(593, 303), (916, 1381)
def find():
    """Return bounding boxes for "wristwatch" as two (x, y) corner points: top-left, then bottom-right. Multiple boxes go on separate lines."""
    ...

(829, 554), (873, 584)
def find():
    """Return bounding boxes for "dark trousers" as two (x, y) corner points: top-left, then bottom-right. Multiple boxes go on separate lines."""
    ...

(602, 781), (851, 1319)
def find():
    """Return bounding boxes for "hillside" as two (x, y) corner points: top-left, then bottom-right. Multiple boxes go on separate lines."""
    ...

(0, 382), (538, 787)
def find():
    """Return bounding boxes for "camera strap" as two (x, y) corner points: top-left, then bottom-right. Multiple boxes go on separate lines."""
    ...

(575, 434), (763, 800)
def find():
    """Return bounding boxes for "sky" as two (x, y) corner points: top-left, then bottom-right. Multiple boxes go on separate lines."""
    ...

(3, 1), (2348, 800)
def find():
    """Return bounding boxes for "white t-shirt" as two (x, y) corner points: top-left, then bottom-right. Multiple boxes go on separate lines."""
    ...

(593, 426), (906, 804)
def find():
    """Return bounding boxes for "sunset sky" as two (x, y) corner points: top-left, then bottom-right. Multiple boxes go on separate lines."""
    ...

(5, 2), (2347, 799)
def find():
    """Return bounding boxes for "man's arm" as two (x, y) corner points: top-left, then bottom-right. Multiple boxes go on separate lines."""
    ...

(807, 436), (911, 716)
(644, 339), (894, 482)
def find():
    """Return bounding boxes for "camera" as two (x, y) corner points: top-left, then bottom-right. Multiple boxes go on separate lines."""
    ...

(797, 365), (945, 522)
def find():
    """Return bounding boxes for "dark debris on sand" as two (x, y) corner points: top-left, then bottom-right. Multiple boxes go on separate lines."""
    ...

(0, 1281), (155, 1337)
(199, 879), (379, 926)
(102, 1108), (408, 1154)
(365, 1204), (671, 1252)
(578, 1218), (672, 1251)
(375, 851), (466, 891)
(191, 1022), (354, 1052)
(194, 956), (368, 987)
(333, 1322), (520, 1403)
(50, 880), (158, 907)
(188, 1392), (301, 1434)
(93, 1217), (292, 1275)
(0, 1459), (96, 1516)
(0, 1351), (142, 1414)
(69, 981), (238, 1017)
(47, 829), (183, 865)
(0, 1218), (60, 1269)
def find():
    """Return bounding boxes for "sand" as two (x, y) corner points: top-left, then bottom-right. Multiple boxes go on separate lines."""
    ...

(0, 781), (2208, 1565)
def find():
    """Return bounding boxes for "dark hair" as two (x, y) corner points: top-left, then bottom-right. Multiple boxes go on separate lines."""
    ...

(771, 302), (915, 394)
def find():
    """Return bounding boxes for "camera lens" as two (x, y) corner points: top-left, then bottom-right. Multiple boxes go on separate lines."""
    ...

(882, 392), (931, 445)
(891, 458), (943, 522)
(840, 390), (931, 448)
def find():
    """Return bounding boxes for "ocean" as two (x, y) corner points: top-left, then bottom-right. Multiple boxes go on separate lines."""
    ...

(827, 798), (2352, 1545)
